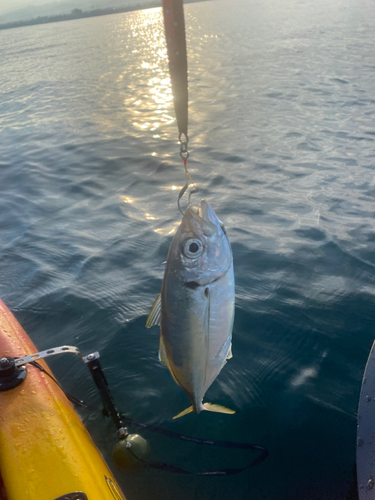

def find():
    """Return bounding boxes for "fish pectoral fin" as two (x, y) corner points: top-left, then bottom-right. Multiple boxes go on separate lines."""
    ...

(158, 335), (169, 367)
(173, 406), (194, 420)
(146, 293), (162, 328)
(203, 403), (235, 415)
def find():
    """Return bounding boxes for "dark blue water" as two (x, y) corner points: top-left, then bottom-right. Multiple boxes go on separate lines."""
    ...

(1, 0), (375, 498)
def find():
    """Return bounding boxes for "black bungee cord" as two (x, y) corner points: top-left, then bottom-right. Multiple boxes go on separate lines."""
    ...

(28, 359), (268, 476)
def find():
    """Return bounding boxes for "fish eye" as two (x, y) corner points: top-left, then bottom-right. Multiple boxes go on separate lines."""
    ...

(183, 238), (203, 258)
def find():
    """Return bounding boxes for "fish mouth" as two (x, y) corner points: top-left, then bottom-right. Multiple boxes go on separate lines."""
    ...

(186, 200), (220, 236)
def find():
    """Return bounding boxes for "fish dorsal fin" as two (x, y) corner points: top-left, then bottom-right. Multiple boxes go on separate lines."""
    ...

(146, 293), (161, 328)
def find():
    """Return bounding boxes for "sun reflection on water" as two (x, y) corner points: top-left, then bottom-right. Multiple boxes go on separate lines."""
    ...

(120, 196), (135, 204)
(161, 185), (183, 191)
(154, 222), (180, 236)
(115, 8), (184, 236)
(125, 7), (174, 133)
(120, 194), (180, 235)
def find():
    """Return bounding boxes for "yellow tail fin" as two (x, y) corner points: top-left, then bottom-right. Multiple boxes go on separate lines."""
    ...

(203, 403), (235, 414)
(173, 403), (235, 419)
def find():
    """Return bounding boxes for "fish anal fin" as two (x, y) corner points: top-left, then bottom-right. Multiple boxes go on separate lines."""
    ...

(203, 403), (235, 415)
(173, 406), (194, 420)
(226, 343), (233, 360)
(146, 293), (161, 328)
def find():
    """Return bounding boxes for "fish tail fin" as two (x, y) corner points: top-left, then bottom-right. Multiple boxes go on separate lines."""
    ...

(173, 405), (194, 420)
(172, 403), (235, 419)
(203, 403), (235, 415)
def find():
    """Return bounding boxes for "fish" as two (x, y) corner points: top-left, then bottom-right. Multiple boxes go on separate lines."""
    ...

(146, 199), (235, 418)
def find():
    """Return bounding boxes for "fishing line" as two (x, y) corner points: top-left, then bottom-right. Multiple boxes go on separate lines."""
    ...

(28, 361), (268, 475)
(177, 139), (198, 215)
(162, 0), (197, 213)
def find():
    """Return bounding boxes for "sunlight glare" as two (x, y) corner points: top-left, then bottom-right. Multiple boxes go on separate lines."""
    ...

(128, 8), (174, 134)
(120, 196), (136, 204)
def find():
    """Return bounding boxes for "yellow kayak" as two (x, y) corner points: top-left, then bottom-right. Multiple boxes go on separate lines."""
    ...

(0, 298), (127, 500)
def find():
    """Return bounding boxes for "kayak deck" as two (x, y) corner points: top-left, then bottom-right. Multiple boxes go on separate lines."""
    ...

(0, 298), (127, 500)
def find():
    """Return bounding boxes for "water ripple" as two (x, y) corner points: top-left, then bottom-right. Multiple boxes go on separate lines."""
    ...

(1, 1), (375, 498)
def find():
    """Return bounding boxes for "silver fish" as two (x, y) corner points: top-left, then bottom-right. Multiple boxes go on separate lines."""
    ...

(146, 199), (235, 418)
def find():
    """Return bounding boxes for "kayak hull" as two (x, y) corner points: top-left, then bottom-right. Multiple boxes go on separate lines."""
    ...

(0, 298), (126, 500)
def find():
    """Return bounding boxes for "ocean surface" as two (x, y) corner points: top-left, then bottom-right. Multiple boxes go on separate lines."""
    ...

(1, 0), (375, 498)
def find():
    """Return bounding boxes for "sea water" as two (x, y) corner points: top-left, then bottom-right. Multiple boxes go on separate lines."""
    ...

(1, 0), (375, 498)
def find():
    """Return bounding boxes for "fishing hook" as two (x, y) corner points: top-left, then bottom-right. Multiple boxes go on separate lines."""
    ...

(177, 134), (197, 215)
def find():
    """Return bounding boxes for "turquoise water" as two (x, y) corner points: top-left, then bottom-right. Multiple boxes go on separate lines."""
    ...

(1, 0), (375, 498)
